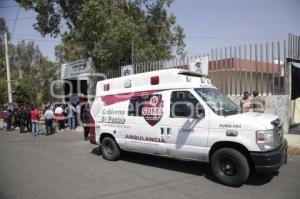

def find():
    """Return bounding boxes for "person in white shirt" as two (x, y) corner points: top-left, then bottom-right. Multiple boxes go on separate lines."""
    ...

(76, 103), (81, 127)
(44, 106), (55, 135)
(55, 105), (64, 131)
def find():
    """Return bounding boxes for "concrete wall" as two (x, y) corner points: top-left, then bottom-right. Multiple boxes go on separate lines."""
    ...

(228, 95), (290, 133)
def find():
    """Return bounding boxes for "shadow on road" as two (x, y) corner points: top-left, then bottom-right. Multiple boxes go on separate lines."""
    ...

(90, 147), (277, 187)
(245, 171), (278, 186)
(121, 151), (211, 177)
(91, 146), (102, 156)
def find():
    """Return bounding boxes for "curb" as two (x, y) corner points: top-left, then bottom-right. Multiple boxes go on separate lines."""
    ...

(285, 134), (300, 155)
(288, 146), (300, 155)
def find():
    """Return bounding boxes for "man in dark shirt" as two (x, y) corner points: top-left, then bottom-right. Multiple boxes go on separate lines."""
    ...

(82, 105), (90, 141)
(25, 108), (32, 132)
(18, 107), (26, 133)
(6, 110), (12, 131)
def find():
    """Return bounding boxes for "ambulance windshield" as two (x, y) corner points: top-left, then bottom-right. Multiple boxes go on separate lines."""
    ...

(195, 88), (239, 116)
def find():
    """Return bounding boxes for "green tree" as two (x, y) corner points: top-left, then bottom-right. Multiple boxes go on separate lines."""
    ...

(0, 17), (57, 107)
(16, 0), (185, 69)
(9, 41), (58, 106)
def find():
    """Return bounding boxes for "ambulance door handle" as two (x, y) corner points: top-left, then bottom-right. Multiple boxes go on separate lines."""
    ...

(160, 128), (164, 135)
(167, 128), (171, 137)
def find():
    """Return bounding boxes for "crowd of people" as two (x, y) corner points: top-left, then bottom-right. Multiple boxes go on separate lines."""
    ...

(0, 107), (32, 133)
(0, 103), (91, 140)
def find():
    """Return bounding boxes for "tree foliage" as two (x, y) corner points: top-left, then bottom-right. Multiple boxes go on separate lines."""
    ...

(0, 17), (57, 107)
(16, 0), (185, 69)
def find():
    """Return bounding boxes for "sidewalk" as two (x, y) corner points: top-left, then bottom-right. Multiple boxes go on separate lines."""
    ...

(286, 125), (300, 155)
(285, 134), (300, 148)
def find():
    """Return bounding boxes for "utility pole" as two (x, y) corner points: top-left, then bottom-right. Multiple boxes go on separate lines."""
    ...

(4, 32), (12, 103)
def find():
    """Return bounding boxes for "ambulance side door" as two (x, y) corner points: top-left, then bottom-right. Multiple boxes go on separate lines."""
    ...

(163, 89), (209, 161)
(125, 92), (167, 154)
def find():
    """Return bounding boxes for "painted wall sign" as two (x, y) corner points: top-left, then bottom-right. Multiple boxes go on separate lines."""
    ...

(69, 59), (88, 75)
(189, 56), (209, 76)
(61, 58), (94, 80)
(121, 65), (134, 76)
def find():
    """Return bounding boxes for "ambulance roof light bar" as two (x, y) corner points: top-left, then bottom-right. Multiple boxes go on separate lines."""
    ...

(104, 84), (110, 91)
(178, 71), (205, 77)
(151, 76), (159, 85)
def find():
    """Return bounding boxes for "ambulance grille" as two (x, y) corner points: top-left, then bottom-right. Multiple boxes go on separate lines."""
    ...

(271, 119), (283, 147)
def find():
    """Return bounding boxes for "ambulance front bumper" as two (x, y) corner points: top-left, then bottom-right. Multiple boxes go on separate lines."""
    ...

(250, 139), (287, 172)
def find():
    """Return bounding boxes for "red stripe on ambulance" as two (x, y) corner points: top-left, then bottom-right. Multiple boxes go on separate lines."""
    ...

(101, 90), (159, 106)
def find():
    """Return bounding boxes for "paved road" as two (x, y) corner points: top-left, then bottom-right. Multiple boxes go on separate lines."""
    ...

(0, 129), (299, 199)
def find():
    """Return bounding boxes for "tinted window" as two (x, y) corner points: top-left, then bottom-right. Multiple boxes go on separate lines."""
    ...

(128, 94), (162, 116)
(170, 91), (204, 118)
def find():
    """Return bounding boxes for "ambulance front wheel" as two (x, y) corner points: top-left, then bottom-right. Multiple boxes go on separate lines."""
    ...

(101, 137), (121, 161)
(210, 148), (250, 187)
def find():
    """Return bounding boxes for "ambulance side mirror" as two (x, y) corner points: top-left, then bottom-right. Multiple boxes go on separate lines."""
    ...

(195, 107), (205, 118)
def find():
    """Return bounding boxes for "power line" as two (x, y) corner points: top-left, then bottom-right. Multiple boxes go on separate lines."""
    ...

(6, 16), (36, 22)
(11, 5), (21, 36)
(4, 6), (81, 22)
(12, 33), (45, 37)
(11, 37), (90, 46)
(185, 36), (287, 40)
(10, 35), (288, 44)
(11, 37), (62, 43)
(2, 5), (288, 41)
(0, 5), (19, 9)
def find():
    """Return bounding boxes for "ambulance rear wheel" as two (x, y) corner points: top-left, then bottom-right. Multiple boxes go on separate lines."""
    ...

(211, 148), (250, 187)
(101, 137), (121, 161)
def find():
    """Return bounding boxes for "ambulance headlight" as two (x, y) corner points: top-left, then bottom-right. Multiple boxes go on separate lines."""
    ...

(256, 130), (275, 151)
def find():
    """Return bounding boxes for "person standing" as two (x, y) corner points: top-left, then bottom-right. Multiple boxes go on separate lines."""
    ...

(6, 109), (12, 131)
(66, 104), (76, 130)
(251, 91), (266, 113)
(31, 107), (40, 136)
(18, 107), (26, 133)
(25, 108), (32, 132)
(2, 109), (7, 129)
(44, 106), (55, 135)
(0, 107), (2, 128)
(55, 105), (65, 132)
(75, 103), (81, 127)
(13, 109), (19, 129)
(240, 91), (251, 112)
(82, 105), (90, 141)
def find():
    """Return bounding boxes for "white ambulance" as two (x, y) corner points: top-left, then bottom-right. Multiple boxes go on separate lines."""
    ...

(89, 69), (287, 186)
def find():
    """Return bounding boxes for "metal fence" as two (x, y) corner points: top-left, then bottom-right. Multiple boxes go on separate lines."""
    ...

(210, 42), (287, 96)
(99, 33), (300, 96)
(289, 33), (300, 60)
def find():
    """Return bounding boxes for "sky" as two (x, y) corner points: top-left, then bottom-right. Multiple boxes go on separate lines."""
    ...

(0, 0), (300, 62)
